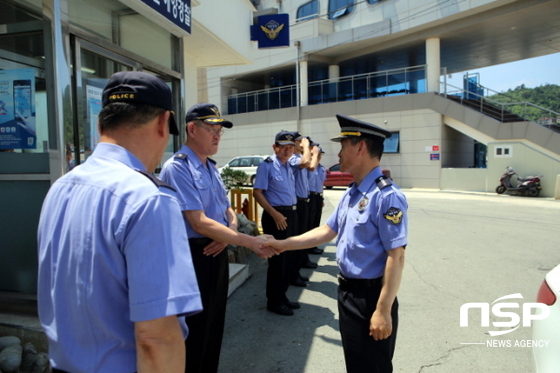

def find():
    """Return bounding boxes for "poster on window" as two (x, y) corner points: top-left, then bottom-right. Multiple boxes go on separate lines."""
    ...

(0, 69), (36, 150)
(86, 84), (103, 153)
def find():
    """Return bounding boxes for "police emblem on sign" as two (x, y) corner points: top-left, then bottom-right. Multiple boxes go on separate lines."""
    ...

(261, 20), (285, 41)
(384, 207), (403, 225)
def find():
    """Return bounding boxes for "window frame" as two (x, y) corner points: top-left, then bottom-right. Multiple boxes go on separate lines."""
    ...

(328, 0), (355, 20)
(296, 0), (320, 22)
(383, 132), (400, 153)
(495, 145), (513, 158)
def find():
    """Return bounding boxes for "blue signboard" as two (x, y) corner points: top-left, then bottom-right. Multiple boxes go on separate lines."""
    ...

(0, 69), (36, 150)
(251, 14), (290, 49)
(139, 0), (191, 34)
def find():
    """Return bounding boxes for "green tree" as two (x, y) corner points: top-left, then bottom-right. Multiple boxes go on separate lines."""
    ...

(220, 167), (249, 190)
(488, 84), (560, 122)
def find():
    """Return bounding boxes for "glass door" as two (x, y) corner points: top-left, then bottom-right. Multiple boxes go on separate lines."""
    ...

(70, 38), (139, 168)
(70, 38), (181, 170)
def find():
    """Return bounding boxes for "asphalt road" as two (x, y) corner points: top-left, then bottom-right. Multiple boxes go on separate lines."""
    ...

(218, 188), (560, 373)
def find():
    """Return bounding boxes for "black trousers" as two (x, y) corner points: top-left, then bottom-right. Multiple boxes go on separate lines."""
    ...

(338, 281), (399, 373)
(185, 237), (229, 373)
(309, 192), (323, 231)
(308, 193), (324, 249)
(294, 197), (311, 273)
(262, 208), (298, 306)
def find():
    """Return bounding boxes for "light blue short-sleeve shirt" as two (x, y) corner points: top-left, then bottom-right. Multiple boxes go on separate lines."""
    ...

(289, 153), (309, 198)
(37, 143), (202, 373)
(309, 164), (326, 193)
(159, 144), (231, 239)
(327, 166), (408, 279)
(254, 155), (296, 206)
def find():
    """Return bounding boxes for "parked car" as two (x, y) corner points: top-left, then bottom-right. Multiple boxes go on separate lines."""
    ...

(324, 163), (354, 189)
(323, 164), (392, 189)
(219, 155), (268, 186)
(532, 263), (560, 373)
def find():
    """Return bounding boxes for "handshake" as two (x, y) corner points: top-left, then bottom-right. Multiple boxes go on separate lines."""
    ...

(251, 235), (285, 259)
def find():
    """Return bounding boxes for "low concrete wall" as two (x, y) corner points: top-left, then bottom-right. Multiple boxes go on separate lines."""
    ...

(441, 168), (487, 192)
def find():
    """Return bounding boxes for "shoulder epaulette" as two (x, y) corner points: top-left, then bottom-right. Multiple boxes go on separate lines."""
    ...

(375, 175), (392, 190)
(174, 153), (187, 160)
(264, 157), (273, 163)
(136, 170), (176, 192)
(208, 158), (217, 165)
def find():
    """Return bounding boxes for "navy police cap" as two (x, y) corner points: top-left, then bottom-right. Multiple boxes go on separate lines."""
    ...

(185, 103), (233, 129)
(331, 114), (392, 142)
(102, 71), (179, 136)
(275, 130), (296, 145)
(291, 131), (304, 141)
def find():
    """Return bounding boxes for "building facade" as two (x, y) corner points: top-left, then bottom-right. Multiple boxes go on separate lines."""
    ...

(0, 0), (257, 296)
(205, 0), (560, 196)
(2, 0), (560, 297)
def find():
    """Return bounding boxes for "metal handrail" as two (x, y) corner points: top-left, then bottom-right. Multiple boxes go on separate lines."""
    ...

(440, 81), (560, 128)
(227, 65), (427, 114)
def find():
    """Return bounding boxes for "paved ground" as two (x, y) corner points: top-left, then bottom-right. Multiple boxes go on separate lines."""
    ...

(218, 188), (560, 373)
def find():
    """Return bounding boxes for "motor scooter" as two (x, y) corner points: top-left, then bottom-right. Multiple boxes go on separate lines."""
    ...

(495, 166), (542, 197)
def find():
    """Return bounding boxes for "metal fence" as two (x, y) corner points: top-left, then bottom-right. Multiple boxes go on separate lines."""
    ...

(440, 81), (560, 130)
(227, 65), (427, 114)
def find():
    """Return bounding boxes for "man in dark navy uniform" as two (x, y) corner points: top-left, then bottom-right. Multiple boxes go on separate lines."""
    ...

(267, 114), (408, 372)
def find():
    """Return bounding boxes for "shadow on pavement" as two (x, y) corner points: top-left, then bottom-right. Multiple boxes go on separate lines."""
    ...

(219, 242), (345, 373)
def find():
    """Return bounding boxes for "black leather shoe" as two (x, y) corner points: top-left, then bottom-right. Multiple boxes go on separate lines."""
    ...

(291, 277), (307, 287)
(309, 248), (324, 255)
(303, 261), (318, 269)
(299, 275), (310, 282)
(285, 301), (301, 309)
(267, 303), (294, 316)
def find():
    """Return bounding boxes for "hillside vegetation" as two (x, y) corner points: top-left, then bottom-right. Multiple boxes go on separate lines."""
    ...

(489, 84), (560, 122)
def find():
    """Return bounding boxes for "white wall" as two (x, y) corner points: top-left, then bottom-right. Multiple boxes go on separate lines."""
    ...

(216, 99), (445, 189)
(486, 141), (560, 197)
(192, 0), (255, 65)
(441, 168), (487, 192)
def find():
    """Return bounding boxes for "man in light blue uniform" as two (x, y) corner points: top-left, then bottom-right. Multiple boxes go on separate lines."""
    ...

(288, 133), (319, 286)
(267, 114), (408, 372)
(37, 71), (202, 373)
(307, 146), (326, 255)
(253, 131), (299, 316)
(159, 103), (274, 373)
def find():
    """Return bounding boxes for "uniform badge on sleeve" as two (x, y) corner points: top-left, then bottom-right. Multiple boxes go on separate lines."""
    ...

(384, 207), (403, 225)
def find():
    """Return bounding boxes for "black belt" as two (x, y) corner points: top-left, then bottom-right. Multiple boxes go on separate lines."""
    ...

(189, 237), (213, 247)
(310, 192), (323, 196)
(274, 205), (297, 211)
(297, 197), (310, 203)
(337, 274), (382, 288)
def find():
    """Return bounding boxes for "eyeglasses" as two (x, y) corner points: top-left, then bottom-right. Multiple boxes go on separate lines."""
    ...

(194, 122), (225, 137)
